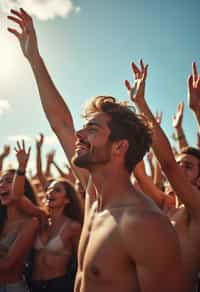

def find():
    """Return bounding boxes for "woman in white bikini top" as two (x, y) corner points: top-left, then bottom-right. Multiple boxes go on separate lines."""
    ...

(31, 178), (82, 292)
(11, 143), (83, 292)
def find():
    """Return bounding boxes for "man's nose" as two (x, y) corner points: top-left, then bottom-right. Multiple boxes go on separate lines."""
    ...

(76, 128), (85, 139)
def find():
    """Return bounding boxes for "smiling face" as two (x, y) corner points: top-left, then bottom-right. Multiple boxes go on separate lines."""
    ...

(176, 153), (200, 186)
(46, 181), (70, 209)
(0, 171), (15, 206)
(72, 112), (113, 170)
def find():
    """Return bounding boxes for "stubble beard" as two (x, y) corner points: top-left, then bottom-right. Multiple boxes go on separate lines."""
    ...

(72, 143), (112, 170)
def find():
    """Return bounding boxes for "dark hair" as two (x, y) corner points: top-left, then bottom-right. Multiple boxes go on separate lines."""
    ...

(179, 147), (200, 176)
(83, 96), (152, 173)
(0, 169), (37, 234)
(56, 178), (83, 224)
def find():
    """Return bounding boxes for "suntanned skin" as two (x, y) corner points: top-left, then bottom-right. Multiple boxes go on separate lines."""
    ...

(0, 172), (39, 283)
(11, 142), (81, 281)
(32, 215), (80, 280)
(73, 112), (185, 292)
(8, 10), (187, 292)
(125, 59), (200, 291)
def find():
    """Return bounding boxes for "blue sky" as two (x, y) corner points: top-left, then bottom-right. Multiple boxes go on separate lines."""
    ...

(0, 0), (199, 174)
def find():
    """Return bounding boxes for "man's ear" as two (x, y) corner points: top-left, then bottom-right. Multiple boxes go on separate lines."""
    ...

(196, 176), (200, 190)
(114, 140), (129, 155)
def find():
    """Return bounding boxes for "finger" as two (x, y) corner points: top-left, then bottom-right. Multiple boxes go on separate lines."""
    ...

(28, 146), (31, 156)
(10, 9), (24, 20)
(14, 147), (18, 153)
(192, 62), (198, 82)
(187, 74), (193, 91)
(179, 101), (184, 111)
(140, 59), (145, 71)
(143, 64), (148, 81)
(7, 16), (25, 31)
(131, 62), (140, 75)
(124, 80), (131, 91)
(20, 8), (32, 22)
(7, 28), (21, 39)
(17, 140), (21, 150)
(22, 139), (25, 150)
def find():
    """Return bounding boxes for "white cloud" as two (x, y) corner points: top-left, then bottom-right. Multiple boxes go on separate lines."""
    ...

(0, 0), (80, 20)
(0, 100), (11, 115)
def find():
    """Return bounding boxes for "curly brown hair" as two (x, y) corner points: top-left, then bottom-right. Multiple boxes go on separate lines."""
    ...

(82, 96), (152, 173)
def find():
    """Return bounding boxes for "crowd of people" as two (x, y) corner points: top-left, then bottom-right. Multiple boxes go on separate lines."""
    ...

(0, 7), (200, 292)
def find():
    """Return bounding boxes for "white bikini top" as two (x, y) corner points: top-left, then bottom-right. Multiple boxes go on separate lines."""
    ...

(34, 221), (70, 255)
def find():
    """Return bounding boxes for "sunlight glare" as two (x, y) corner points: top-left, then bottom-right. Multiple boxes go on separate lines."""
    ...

(0, 28), (22, 84)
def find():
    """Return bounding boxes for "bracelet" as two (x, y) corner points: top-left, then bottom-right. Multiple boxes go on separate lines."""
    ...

(16, 169), (26, 176)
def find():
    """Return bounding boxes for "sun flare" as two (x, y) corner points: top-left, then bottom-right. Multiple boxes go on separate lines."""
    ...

(0, 28), (22, 84)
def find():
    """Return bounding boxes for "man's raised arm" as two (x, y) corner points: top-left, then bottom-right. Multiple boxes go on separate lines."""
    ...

(125, 59), (200, 219)
(8, 8), (89, 189)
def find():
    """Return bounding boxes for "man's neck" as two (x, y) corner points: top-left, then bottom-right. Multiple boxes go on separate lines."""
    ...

(90, 164), (133, 211)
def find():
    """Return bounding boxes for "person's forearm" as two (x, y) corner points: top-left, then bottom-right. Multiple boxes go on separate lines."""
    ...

(134, 160), (164, 208)
(52, 161), (66, 177)
(174, 125), (188, 151)
(11, 169), (26, 201)
(29, 53), (89, 192)
(193, 110), (200, 133)
(153, 159), (164, 191)
(45, 160), (52, 178)
(36, 147), (47, 189)
(135, 98), (175, 171)
(29, 54), (74, 131)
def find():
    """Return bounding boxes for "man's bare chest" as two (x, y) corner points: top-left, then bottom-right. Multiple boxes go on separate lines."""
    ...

(78, 209), (129, 280)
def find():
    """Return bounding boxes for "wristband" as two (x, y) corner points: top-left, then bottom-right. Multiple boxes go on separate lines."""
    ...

(16, 169), (26, 176)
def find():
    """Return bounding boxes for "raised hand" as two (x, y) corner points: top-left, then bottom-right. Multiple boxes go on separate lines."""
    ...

(36, 133), (44, 149)
(0, 145), (10, 158)
(172, 102), (184, 129)
(14, 140), (31, 170)
(125, 59), (148, 103)
(188, 62), (200, 113)
(46, 150), (55, 164)
(7, 8), (39, 61)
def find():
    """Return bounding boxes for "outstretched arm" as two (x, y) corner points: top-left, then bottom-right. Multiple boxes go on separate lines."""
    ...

(8, 8), (89, 190)
(11, 140), (48, 225)
(188, 62), (200, 132)
(134, 160), (176, 210)
(45, 150), (55, 178)
(0, 145), (10, 175)
(172, 101), (188, 151)
(35, 133), (47, 190)
(125, 59), (200, 219)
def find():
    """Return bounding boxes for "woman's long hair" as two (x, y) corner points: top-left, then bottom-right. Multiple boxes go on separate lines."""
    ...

(57, 178), (83, 224)
(0, 169), (37, 234)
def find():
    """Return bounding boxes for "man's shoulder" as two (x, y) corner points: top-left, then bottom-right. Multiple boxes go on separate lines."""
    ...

(120, 202), (174, 245)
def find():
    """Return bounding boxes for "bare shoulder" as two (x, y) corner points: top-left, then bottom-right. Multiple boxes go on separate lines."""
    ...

(120, 205), (179, 259)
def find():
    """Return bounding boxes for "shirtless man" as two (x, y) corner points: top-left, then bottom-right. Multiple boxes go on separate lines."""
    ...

(125, 59), (200, 291)
(8, 9), (187, 292)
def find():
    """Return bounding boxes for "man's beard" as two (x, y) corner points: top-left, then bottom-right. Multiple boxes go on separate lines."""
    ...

(72, 143), (112, 170)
